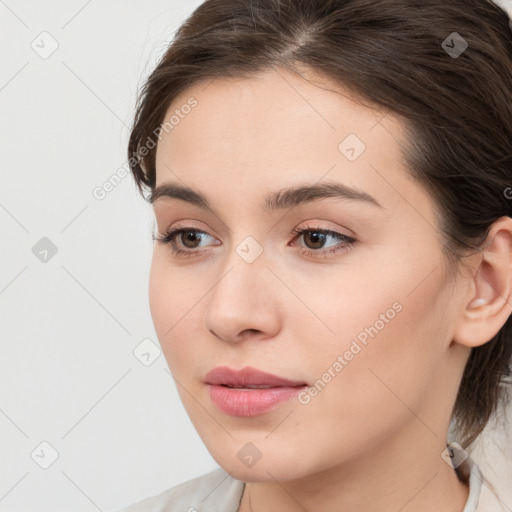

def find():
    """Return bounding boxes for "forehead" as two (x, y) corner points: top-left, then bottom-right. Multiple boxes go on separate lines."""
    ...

(153, 66), (421, 216)
(156, 66), (396, 165)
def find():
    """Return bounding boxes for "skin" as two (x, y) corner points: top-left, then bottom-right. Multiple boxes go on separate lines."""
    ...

(149, 65), (512, 512)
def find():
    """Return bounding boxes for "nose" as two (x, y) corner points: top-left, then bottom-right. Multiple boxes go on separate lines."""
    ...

(204, 246), (281, 344)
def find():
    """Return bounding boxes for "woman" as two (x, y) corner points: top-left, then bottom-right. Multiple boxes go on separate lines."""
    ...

(114, 0), (512, 510)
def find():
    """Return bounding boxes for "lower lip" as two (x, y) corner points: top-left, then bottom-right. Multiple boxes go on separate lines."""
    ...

(207, 384), (306, 417)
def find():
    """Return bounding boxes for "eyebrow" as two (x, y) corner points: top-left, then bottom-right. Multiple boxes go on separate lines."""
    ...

(149, 181), (383, 212)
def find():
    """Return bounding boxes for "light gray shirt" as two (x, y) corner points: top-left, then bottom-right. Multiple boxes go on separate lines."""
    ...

(112, 445), (506, 512)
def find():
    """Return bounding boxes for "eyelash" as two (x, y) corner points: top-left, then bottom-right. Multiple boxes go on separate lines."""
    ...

(153, 224), (356, 260)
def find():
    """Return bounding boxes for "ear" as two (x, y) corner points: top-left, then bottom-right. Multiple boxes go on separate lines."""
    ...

(453, 216), (512, 348)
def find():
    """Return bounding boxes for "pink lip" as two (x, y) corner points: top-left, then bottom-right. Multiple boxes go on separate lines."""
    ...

(204, 366), (307, 417)
(204, 366), (306, 387)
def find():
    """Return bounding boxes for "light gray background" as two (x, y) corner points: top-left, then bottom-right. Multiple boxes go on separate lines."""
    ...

(1, 1), (512, 511)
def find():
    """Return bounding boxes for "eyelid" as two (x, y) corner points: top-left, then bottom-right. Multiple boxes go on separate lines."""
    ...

(154, 224), (218, 247)
(154, 220), (216, 241)
(289, 225), (355, 256)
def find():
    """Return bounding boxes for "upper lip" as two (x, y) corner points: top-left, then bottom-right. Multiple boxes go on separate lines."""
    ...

(204, 366), (307, 388)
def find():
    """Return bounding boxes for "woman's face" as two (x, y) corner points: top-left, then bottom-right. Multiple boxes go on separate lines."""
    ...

(149, 66), (470, 481)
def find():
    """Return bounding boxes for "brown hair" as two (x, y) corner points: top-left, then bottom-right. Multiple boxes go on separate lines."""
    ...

(127, 0), (512, 449)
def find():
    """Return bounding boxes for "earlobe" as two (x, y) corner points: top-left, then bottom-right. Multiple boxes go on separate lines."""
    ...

(453, 217), (512, 348)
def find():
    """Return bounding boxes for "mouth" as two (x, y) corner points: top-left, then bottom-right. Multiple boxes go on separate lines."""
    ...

(204, 365), (307, 388)
(204, 366), (308, 417)
(220, 384), (281, 389)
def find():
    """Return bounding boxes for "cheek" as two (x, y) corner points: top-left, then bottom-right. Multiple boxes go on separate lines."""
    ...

(148, 255), (171, 336)
(296, 257), (453, 449)
(313, 237), (451, 361)
(148, 254), (199, 371)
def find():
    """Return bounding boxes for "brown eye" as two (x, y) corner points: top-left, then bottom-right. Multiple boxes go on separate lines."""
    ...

(302, 231), (328, 250)
(154, 226), (219, 258)
(291, 226), (356, 258)
(179, 230), (203, 249)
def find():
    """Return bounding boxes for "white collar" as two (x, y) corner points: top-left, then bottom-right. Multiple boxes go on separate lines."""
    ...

(448, 442), (506, 512)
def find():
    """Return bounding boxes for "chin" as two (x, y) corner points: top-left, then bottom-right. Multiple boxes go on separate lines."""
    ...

(209, 448), (316, 483)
